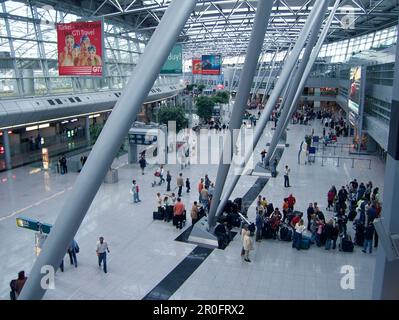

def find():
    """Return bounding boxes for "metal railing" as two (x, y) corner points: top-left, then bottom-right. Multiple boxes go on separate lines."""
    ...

(315, 154), (372, 169)
(321, 142), (354, 155)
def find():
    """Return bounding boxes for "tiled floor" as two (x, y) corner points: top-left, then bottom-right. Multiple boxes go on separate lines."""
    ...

(0, 115), (384, 300)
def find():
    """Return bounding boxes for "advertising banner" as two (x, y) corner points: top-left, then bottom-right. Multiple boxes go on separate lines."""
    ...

(161, 44), (182, 74)
(348, 66), (361, 113)
(56, 21), (103, 76)
(201, 54), (221, 75)
(192, 59), (202, 74)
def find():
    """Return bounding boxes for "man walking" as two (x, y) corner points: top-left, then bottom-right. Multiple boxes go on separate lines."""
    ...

(96, 237), (110, 273)
(176, 173), (184, 197)
(68, 239), (79, 268)
(284, 165), (291, 187)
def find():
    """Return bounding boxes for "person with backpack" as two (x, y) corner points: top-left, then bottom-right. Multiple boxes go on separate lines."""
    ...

(362, 222), (375, 254)
(131, 180), (141, 203)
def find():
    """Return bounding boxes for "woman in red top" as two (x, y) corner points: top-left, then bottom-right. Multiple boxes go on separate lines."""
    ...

(327, 189), (335, 211)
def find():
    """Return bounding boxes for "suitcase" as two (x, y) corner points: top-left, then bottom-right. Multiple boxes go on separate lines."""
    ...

(153, 211), (164, 220)
(262, 222), (273, 239)
(280, 226), (293, 241)
(340, 235), (354, 252)
(300, 236), (311, 249)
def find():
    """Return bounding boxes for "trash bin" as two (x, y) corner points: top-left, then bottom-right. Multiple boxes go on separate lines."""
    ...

(104, 168), (118, 184)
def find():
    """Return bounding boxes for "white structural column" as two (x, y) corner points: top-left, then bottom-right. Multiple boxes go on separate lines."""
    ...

(263, 0), (340, 166)
(2, 130), (12, 170)
(207, 0), (274, 228)
(372, 20), (399, 299)
(19, 0), (198, 300)
(214, 0), (328, 219)
(280, 0), (340, 134)
(85, 116), (91, 145)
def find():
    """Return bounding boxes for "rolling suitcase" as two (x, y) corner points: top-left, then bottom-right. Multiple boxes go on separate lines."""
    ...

(340, 235), (354, 252)
(280, 225), (293, 241)
(153, 211), (164, 220)
(262, 221), (273, 239)
(300, 236), (311, 249)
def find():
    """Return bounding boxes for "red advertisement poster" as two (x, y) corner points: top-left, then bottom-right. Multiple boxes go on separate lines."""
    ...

(192, 59), (202, 74)
(56, 21), (103, 76)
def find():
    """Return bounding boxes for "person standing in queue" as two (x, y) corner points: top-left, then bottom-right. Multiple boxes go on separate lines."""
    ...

(173, 198), (185, 229)
(191, 201), (200, 225)
(96, 237), (110, 273)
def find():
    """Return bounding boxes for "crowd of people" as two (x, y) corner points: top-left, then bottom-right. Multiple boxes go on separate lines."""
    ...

(236, 176), (381, 262)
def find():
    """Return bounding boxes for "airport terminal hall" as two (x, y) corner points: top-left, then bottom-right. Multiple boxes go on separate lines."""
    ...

(1, 0), (399, 302)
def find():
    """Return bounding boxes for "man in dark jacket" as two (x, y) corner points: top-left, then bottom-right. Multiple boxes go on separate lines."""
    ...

(362, 222), (375, 254)
(338, 186), (348, 207)
(166, 171), (172, 192)
(307, 203), (314, 231)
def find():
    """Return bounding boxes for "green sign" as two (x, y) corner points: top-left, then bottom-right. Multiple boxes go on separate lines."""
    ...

(161, 44), (182, 74)
(16, 216), (52, 234)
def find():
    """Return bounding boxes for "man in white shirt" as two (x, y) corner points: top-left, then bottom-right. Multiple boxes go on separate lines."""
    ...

(96, 237), (110, 273)
(284, 165), (291, 188)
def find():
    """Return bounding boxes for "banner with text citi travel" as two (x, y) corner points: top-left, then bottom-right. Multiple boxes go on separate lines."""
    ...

(56, 21), (103, 76)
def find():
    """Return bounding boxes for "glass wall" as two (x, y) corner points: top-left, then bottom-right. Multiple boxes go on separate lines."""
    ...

(219, 25), (398, 67)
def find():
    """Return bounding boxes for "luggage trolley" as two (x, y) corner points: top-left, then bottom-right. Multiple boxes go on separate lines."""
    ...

(312, 135), (320, 150)
(308, 146), (316, 164)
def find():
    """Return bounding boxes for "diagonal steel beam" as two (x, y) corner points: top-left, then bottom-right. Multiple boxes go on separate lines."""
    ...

(18, 0), (197, 300)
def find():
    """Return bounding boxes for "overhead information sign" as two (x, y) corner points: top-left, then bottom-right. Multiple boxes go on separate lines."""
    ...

(56, 20), (103, 76)
(161, 44), (182, 74)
